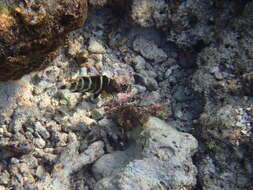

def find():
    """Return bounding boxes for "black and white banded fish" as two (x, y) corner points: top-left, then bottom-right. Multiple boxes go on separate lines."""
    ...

(68, 75), (129, 95)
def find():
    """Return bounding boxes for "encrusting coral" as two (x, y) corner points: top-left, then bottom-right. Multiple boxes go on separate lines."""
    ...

(0, 0), (88, 81)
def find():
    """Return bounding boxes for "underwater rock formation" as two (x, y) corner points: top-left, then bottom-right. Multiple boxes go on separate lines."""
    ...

(0, 0), (87, 81)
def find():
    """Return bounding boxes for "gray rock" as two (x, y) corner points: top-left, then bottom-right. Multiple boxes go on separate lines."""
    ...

(164, 66), (175, 79)
(132, 84), (147, 94)
(34, 134), (105, 190)
(0, 171), (10, 185)
(57, 89), (79, 108)
(35, 166), (47, 180)
(132, 55), (146, 71)
(135, 71), (159, 91)
(133, 37), (167, 63)
(0, 81), (19, 112)
(21, 155), (39, 169)
(9, 106), (40, 133)
(131, 0), (168, 28)
(92, 151), (131, 180)
(33, 137), (46, 149)
(10, 158), (20, 164)
(139, 91), (161, 106)
(33, 122), (50, 139)
(88, 38), (106, 54)
(173, 86), (195, 102)
(94, 117), (198, 190)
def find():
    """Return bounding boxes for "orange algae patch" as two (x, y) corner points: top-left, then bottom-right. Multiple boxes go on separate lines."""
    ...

(0, 11), (15, 30)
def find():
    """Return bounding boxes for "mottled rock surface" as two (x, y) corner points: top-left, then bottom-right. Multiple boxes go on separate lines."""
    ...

(0, 1), (252, 190)
(129, 0), (252, 48)
(0, 0), (88, 81)
(94, 117), (198, 190)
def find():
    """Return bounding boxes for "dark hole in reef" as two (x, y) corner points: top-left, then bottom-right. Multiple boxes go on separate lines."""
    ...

(188, 15), (198, 27)
(207, 19), (215, 26)
(193, 40), (207, 53)
(60, 85), (68, 90)
(31, 5), (41, 12)
(233, 0), (251, 16)
(60, 15), (75, 26)
(108, 0), (132, 17)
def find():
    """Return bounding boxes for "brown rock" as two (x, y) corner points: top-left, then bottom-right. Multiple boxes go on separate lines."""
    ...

(0, 0), (88, 81)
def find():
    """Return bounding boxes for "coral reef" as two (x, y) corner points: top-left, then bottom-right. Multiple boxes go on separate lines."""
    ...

(0, 0), (88, 81)
(94, 117), (198, 190)
(0, 0), (252, 190)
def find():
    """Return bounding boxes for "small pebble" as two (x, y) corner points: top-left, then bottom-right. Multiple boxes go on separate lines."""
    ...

(33, 138), (46, 149)
(0, 128), (4, 135)
(88, 38), (106, 54)
(10, 158), (20, 164)
(35, 166), (46, 179)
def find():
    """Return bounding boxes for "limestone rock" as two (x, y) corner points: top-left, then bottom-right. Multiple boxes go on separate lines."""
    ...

(94, 117), (198, 190)
(0, 0), (88, 81)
